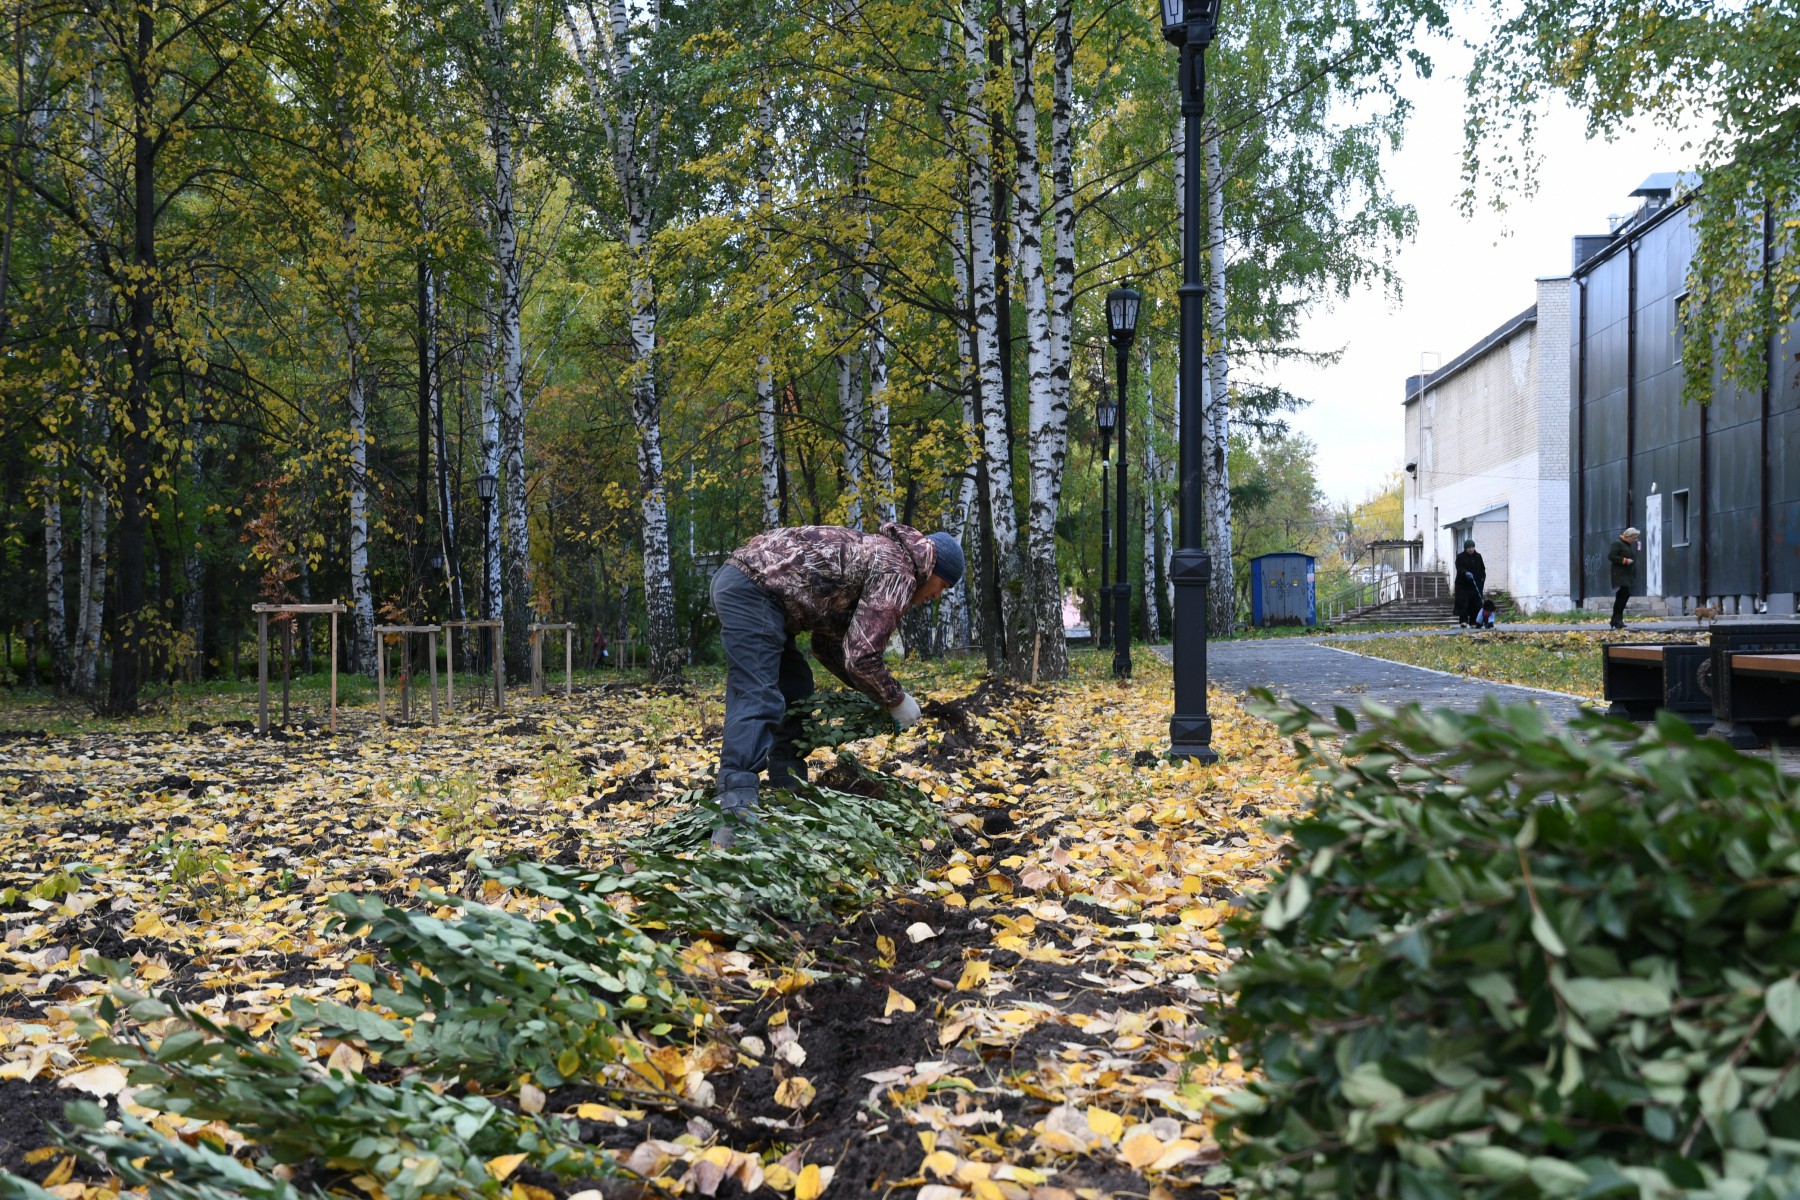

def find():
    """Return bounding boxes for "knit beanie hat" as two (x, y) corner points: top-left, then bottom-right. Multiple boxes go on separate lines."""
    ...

(927, 533), (965, 586)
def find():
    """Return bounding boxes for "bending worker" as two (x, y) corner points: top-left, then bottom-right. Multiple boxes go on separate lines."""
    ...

(708, 522), (964, 847)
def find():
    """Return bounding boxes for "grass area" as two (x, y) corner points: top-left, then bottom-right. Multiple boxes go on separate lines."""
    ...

(1338, 628), (1705, 697)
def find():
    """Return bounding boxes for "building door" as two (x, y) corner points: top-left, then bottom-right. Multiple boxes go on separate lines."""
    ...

(1644, 493), (1663, 597)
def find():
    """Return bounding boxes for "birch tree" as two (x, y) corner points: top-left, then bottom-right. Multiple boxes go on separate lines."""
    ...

(563, 0), (682, 682)
(482, 0), (532, 674)
(962, 0), (1024, 668)
(754, 87), (780, 530)
(1202, 118), (1233, 635)
(1007, 0), (1066, 679)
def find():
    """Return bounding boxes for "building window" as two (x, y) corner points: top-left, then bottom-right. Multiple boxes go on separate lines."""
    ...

(1672, 489), (1691, 547)
(1674, 291), (1690, 365)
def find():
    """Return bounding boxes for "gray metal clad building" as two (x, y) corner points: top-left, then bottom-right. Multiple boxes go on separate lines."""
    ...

(1569, 174), (1800, 615)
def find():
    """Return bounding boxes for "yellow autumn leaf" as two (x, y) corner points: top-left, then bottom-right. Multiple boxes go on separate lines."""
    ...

(921, 1150), (959, 1178)
(486, 1154), (528, 1182)
(884, 988), (917, 1016)
(775, 1075), (816, 1108)
(1086, 1106), (1124, 1144)
(795, 1163), (828, 1200)
(945, 864), (973, 886)
(1119, 1129), (1165, 1169)
(956, 958), (992, 990)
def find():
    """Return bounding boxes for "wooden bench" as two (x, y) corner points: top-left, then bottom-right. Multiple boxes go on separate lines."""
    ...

(1708, 629), (1800, 749)
(1603, 642), (1714, 728)
(1734, 653), (1800, 679)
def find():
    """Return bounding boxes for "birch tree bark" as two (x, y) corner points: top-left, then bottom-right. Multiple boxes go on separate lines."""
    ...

(485, 0), (531, 675)
(1203, 118), (1234, 634)
(426, 251), (464, 625)
(754, 88), (780, 529)
(962, 0), (1022, 669)
(939, 18), (980, 655)
(42, 449), (69, 674)
(329, 4), (374, 677)
(1008, 0), (1065, 680)
(836, 335), (864, 528)
(73, 54), (109, 694)
(837, 95), (869, 529)
(344, 239), (374, 676)
(479, 300), (504, 628)
(1140, 340), (1162, 642)
(1048, 0), (1075, 450)
(565, 0), (682, 682)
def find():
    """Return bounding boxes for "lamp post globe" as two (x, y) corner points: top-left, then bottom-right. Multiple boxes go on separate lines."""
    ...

(1105, 287), (1140, 681)
(1096, 397), (1117, 649)
(1164, 0), (1219, 762)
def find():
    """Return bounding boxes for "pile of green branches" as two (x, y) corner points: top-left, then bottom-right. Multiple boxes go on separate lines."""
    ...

(1210, 699), (1800, 1199)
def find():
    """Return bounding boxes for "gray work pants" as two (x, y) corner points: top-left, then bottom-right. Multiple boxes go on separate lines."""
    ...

(712, 564), (813, 808)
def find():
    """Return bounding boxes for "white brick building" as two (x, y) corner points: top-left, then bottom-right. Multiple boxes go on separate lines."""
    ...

(1402, 277), (1574, 612)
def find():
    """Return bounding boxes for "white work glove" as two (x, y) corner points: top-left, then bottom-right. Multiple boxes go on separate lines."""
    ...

(889, 693), (922, 731)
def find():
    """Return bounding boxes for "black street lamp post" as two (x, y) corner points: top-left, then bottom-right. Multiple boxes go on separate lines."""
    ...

(1096, 396), (1116, 650)
(475, 471), (498, 624)
(1106, 286), (1141, 680)
(1162, 0), (1219, 762)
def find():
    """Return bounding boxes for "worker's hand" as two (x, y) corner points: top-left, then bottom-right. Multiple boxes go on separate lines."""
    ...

(889, 693), (922, 731)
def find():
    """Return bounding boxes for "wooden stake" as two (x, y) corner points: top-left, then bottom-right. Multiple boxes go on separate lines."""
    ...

(258, 611), (269, 736)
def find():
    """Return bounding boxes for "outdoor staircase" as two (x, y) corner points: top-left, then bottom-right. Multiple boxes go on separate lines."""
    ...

(1332, 572), (1459, 628)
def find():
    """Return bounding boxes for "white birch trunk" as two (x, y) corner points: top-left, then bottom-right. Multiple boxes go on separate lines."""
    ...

(839, 97), (869, 529)
(1140, 340), (1162, 642)
(1009, 0), (1066, 680)
(566, 0), (680, 680)
(480, 300), (504, 624)
(754, 89), (780, 529)
(1204, 119), (1234, 633)
(864, 285), (893, 525)
(852, 98), (893, 526)
(43, 463), (67, 683)
(72, 56), (109, 694)
(346, 265), (374, 676)
(486, 0), (530, 670)
(963, 0), (1023, 664)
(837, 339), (864, 528)
(939, 18), (978, 655)
(1049, 0), (1075, 450)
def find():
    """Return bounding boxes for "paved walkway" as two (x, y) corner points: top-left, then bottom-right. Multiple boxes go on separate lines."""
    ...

(1149, 639), (1591, 724)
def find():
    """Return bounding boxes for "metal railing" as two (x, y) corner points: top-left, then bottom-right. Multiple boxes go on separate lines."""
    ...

(1321, 571), (1402, 624)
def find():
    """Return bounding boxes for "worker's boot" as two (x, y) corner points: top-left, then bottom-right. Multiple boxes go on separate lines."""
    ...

(710, 787), (760, 850)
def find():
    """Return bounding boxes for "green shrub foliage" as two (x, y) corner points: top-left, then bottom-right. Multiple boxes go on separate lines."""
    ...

(1211, 699), (1800, 1200)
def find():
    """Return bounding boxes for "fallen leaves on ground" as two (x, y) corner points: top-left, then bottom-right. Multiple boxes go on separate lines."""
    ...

(0, 653), (1309, 1198)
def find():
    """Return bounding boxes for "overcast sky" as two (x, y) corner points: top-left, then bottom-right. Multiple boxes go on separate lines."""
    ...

(1271, 32), (1705, 506)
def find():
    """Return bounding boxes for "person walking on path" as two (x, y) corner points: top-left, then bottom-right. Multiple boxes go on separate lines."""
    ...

(1608, 526), (1640, 629)
(1453, 539), (1486, 628)
(709, 522), (964, 848)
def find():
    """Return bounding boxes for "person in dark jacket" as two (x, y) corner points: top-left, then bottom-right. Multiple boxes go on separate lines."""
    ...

(708, 523), (964, 848)
(1607, 527), (1640, 629)
(1453, 539), (1486, 627)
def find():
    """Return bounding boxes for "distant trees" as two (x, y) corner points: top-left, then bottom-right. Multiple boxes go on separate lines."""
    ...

(0, 0), (1442, 703)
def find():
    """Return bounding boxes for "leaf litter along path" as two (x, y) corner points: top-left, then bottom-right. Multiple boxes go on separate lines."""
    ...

(0, 658), (1311, 1200)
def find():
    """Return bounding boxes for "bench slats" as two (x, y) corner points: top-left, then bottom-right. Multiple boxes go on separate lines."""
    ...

(1610, 646), (1666, 664)
(1732, 652), (1800, 679)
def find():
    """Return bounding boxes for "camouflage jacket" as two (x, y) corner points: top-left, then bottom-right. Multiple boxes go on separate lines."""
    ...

(727, 523), (936, 707)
